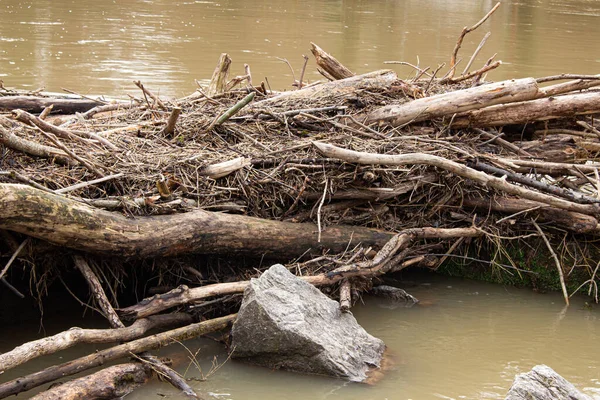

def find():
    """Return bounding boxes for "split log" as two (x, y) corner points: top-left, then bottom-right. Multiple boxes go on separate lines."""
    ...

(29, 363), (153, 400)
(0, 313), (193, 373)
(310, 42), (354, 80)
(120, 227), (479, 319)
(312, 142), (600, 218)
(0, 314), (236, 399)
(0, 184), (394, 258)
(206, 53), (232, 96)
(452, 91), (600, 128)
(0, 96), (101, 114)
(363, 78), (540, 127)
(252, 70), (397, 109)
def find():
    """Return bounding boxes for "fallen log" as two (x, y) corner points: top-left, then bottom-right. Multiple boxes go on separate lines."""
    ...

(452, 91), (600, 128)
(0, 96), (101, 114)
(251, 69), (397, 108)
(29, 363), (153, 400)
(363, 78), (540, 127)
(0, 313), (193, 373)
(0, 184), (394, 258)
(0, 314), (236, 399)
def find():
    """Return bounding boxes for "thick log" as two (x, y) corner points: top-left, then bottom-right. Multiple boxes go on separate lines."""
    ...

(310, 42), (354, 80)
(312, 142), (600, 218)
(252, 70), (397, 108)
(364, 78), (540, 127)
(0, 314), (236, 399)
(0, 96), (101, 114)
(452, 91), (600, 128)
(0, 184), (394, 258)
(29, 363), (153, 400)
(0, 313), (193, 373)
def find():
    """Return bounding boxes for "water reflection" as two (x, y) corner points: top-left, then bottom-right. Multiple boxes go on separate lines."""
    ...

(0, 0), (598, 96)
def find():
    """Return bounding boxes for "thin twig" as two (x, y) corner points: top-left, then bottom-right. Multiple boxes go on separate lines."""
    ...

(532, 219), (569, 306)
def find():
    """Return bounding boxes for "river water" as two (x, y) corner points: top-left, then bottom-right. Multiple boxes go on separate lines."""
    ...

(1, 0), (600, 398)
(1, 0), (599, 97)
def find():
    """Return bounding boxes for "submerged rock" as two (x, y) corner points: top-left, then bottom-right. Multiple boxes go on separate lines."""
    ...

(505, 365), (592, 400)
(231, 264), (385, 382)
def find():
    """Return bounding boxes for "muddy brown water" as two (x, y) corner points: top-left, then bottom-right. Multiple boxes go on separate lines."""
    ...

(1, 0), (600, 398)
(1, 0), (599, 97)
(1, 274), (598, 399)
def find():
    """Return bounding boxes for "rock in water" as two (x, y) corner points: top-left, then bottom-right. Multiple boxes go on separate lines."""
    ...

(505, 365), (592, 400)
(231, 264), (385, 382)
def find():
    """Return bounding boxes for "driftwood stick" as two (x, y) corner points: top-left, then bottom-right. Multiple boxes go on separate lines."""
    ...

(200, 157), (251, 179)
(73, 255), (124, 328)
(0, 96), (100, 114)
(537, 76), (600, 97)
(297, 54), (309, 89)
(119, 227), (480, 319)
(442, 60), (502, 84)
(0, 238), (29, 281)
(339, 279), (352, 313)
(133, 80), (167, 110)
(462, 31), (491, 75)
(35, 128), (105, 178)
(472, 128), (533, 157)
(38, 105), (54, 120)
(12, 109), (118, 150)
(139, 354), (198, 398)
(212, 92), (255, 128)
(470, 161), (600, 204)
(0, 313), (193, 373)
(532, 220), (570, 306)
(310, 42), (354, 80)
(207, 53), (232, 96)
(54, 173), (124, 194)
(448, 2), (501, 79)
(312, 142), (600, 217)
(161, 107), (182, 135)
(0, 314), (236, 399)
(29, 363), (153, 400)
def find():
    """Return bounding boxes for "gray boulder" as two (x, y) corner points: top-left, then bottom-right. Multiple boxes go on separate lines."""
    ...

(231, 264), (385, 382)
(505, 365), (592, 400)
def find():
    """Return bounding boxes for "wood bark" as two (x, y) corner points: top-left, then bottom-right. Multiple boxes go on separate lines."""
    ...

(364, 78), (540, 127)
(252, 70), (397, 109)
(0, 96), (101, 114)
(0, 184), (394, 258)
(452, 91), (600, 128)
(0, 122), (73, 165)
(0, 313), (193, 373)
(29, 363), (153, 400)
(312, 142), (600, 218)
(0, 314), (236, 399)
(310, 42), (354, 80)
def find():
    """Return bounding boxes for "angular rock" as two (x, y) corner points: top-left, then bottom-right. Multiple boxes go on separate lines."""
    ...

(505, 365), (592, 400)
(231, 264), (385, 382)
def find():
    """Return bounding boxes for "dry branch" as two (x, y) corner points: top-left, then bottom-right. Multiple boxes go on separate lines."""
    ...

(0, 314), (236, 399)
(312, 142), (600, 217)
(310, 42), (354, 80)
(0, 313), (193, 373)
(0, 96), (101, 114)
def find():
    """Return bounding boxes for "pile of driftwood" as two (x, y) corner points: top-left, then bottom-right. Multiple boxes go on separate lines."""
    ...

(2, 4), (600, 397)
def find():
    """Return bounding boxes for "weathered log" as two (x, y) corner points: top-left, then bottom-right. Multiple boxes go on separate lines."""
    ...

(0, 184), (394, 258)
(310, 42), (354, 80)
(312, 142), (600, 218)
(119, 227), (480, 319)
(0, 314), (236, 399)
(0, 313), (193, 373)
(463, 196), (600, 234)
(364, 78), (540, 127)
(452, 91), (600, 128)
(206, 53), (232, 97)
(0, 121), (73, 165)
(0, 96), (101, 114)
(29, 363), (153, 400)
(252, 70), (397, 108)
